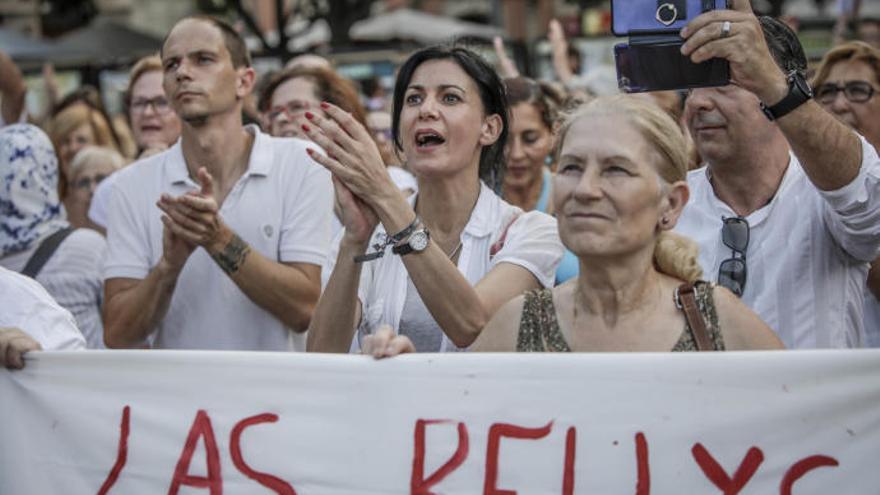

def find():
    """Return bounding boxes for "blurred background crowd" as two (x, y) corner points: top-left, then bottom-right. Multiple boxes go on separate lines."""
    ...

(2, 0), (878, 137)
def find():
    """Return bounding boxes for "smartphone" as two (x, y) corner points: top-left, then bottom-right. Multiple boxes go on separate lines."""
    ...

(614, 37), (730, 93)
(612, 0), (729, 36)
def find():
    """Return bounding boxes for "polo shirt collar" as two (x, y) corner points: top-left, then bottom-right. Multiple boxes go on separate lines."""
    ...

(166, 124), (271, 186)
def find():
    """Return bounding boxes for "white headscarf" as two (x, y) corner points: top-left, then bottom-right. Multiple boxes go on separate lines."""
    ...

(0, 124), (68, 257)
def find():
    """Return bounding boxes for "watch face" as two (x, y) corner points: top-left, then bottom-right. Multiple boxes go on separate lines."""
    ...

(410, 231), (429, 251)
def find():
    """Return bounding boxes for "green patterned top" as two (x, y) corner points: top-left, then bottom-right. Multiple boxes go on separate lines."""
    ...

(516, 282), (725, 352)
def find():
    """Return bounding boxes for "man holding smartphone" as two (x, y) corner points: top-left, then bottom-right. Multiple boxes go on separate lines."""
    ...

(674, 0), (880, 348)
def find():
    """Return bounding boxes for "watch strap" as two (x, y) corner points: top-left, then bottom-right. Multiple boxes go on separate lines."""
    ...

(391, 243), (416, 256)
(761, 71), (812, 121)
(387, 216), (420, 244)
(392, 229), (430, 256)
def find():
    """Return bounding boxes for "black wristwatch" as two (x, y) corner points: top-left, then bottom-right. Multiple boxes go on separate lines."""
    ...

(392, 228), (430, 256)
(760, 70), (813, 121)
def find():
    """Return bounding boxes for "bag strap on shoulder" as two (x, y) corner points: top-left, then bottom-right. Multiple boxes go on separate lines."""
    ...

(21, 227), (74, 279)
(675, 283), (714, 352)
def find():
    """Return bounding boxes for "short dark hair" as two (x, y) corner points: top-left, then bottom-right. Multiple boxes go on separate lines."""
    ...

(162, 16), (251, 68)
(504, 77), (564, 131)
(759, 16), (807, 75)
(391, 45), (509, 190)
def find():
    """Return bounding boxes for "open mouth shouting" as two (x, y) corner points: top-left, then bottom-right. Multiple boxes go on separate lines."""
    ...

(414, 129), (446, 150)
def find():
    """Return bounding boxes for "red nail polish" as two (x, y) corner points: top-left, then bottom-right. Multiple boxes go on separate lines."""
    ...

(301, 123), (310, 132)
(304, 111), (315, 120)
(320, 102), (329, 109)
(306, 148), (314, 156)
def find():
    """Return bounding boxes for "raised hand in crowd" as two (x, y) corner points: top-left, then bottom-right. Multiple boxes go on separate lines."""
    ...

(676, 0), (880, 349)
(42, 63), (60, 117)
(492, 36), (520, 79)
(0, 50), (26, 126)
(0, 327), (41, 370)
(548, 19), (575, 86)
(681, 0), (862, 191)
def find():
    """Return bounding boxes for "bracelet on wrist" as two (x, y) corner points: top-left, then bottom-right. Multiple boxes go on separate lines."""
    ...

(353, 215), (422, 263)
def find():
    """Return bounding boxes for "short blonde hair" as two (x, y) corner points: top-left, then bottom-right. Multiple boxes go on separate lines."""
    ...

(68, 145), (126, 182)
(556, 95), (702, 283)
(812, 41), (880, 88)
(125, 54), (163, 107)
(48, 103), (120, 199)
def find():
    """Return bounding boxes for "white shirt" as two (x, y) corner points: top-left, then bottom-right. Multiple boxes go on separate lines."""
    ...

(0, 228), (106, 349)
(0, 266), (85, 350)
(388, 166), (418, 194)
(87, 171), (120, 229)
(324, 182), (564, 352)
(104, 126), (333, 351)
(862, 292), (880, 348)
(676, 137), (880, 348)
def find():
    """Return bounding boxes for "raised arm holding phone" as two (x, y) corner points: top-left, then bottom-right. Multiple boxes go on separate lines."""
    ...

(675, 0), (880, 348)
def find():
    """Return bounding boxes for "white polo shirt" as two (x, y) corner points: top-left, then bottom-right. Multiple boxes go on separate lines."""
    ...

(104, 126), (333, 351)
(324, 181), (564, 352)
(676, 136), (880, 348)
(0, 266), (85, 351)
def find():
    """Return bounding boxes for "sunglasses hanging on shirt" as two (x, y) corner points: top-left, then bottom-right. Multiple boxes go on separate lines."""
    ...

(717, 216), (749, 297)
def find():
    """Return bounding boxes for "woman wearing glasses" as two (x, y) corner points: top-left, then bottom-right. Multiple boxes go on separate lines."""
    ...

(812, 41), (880, 347)
(258, 65), (367, 142)
(66, 146), (125, 230)
(812, 41), (880, 150)
(126, 55), (183, 158)
(362, 97), (782, 356)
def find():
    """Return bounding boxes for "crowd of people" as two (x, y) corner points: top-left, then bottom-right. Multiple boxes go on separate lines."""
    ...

(3, 0), (880, 368)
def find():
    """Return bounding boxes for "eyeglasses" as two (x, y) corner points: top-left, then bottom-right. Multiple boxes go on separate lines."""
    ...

(815, 81), (877, 104)
(131, 96), (171, 114)
(718, 216), (749, 297)
(267, 100), (314, 121)
(72, 174), (109, 191)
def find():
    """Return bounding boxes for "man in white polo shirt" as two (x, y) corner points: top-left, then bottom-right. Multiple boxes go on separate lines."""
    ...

(676, 4), (880, 348)
(102, 16), (332, 351)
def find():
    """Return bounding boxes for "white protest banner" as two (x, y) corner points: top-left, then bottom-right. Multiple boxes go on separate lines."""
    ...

(1, 350), (878, 494)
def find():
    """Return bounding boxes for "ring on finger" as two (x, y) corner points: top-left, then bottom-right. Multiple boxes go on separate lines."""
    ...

(720, 20), (732, 38)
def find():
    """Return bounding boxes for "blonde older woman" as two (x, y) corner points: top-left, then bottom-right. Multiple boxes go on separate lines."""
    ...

(47, 103), (120, 201)
(66, 146), (125, 230)
(364, 96), (783, 356)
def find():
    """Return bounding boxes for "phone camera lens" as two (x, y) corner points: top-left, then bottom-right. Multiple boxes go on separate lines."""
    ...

(656, 3), (678, 26)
